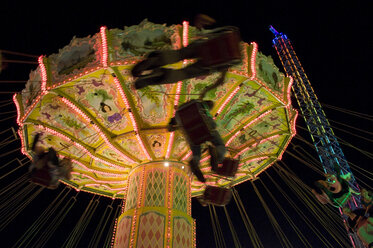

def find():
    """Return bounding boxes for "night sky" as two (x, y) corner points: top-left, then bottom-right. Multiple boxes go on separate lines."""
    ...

(0, 0), (371, 247)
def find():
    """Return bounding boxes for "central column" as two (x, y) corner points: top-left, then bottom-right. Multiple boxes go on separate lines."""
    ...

(114, 162), (195, 248)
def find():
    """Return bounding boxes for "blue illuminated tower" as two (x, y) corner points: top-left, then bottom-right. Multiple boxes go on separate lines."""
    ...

(269, 26), (363, 247)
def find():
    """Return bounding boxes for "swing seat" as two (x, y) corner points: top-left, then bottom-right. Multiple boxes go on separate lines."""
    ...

(30, 162), (58, 189)
(214, 158), (239, 177)
(175, 101), (215, 145)
(198, 28), (241, 69)
(203, 185), (232, 206)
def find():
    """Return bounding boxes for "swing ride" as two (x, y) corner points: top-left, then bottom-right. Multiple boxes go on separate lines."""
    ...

(11, 20), (297, 247)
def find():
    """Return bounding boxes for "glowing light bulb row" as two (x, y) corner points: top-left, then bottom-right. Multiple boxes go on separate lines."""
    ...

(111, 218), (118, 248)
(181, 151), (192, 161)
(13, 94), (22, 126)
(290, 108), (298, 137)
(225, 109), (273, 146)
(193, 219), (196, 248)
(100, 26), (109, 68)
(17, 129), (29, 157)
(38, 56), (48, 92)
(20, 94), (43, 123)
(38, 125), (126, 170)
(187, 175), (192, 215)
(165, 131), (174, 159)
(216, 84), (241, 116)
(285, 77), (294, 107)
(166, 169), (173, 248)
(109, 60), (137, 67)
(249, 42), (258, 79)
(135, 134), (151, 160)
(113, 77), (151, 160)
(182, 21), (189, 47)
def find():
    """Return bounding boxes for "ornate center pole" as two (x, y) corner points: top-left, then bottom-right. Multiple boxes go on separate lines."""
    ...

(114, 162), (195, 248)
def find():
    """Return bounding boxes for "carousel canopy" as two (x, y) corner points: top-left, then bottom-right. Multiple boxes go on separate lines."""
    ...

(14, 20), (297, 198)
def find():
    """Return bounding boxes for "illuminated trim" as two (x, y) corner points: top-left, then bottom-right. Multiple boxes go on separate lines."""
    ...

(285, 76), (294, 107)
(38, 56), (48, 92)
(166, 167), (173, 248)
(113, 77), (151, 160)
(13, 94), (22, 126)
(182, 21), (189, 47)
(100, 26), (109, 68)
(165, 131), (174, 159)
(250, 42), (258, 79)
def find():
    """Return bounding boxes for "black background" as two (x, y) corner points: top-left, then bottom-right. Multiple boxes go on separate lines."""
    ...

(0, 0), (371, 247)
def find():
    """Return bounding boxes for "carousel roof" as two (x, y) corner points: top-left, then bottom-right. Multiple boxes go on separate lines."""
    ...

(14, 20), (297, 198)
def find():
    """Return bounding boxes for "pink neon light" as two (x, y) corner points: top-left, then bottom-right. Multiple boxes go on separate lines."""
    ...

(285, 76), (294, 107)
(250, 42), (258, 80)
(291, 108), (298, 137)
(13, 94), (22, 126)
(182, 151), (192, 161)
(113, 77), (151, 160)
(216, 85), (241, 116)
(17, 129), (27, 156)
(182, 21), (189, 47)
(166, 169), (173, 248)
(173, 82), (182, 114)
(200, 155), (210, 163)
(135, 133), (151, 160)
(100, 26), (109, 68)
(20, 93), (43, 124)
(38, 56), (48, 92)
(165, 131), (174, 159)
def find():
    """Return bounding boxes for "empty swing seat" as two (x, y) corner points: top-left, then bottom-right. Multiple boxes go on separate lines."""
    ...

(203, 185), (232, 206)
(214, 158), (239, 177)
(175, 101), (215, 145)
